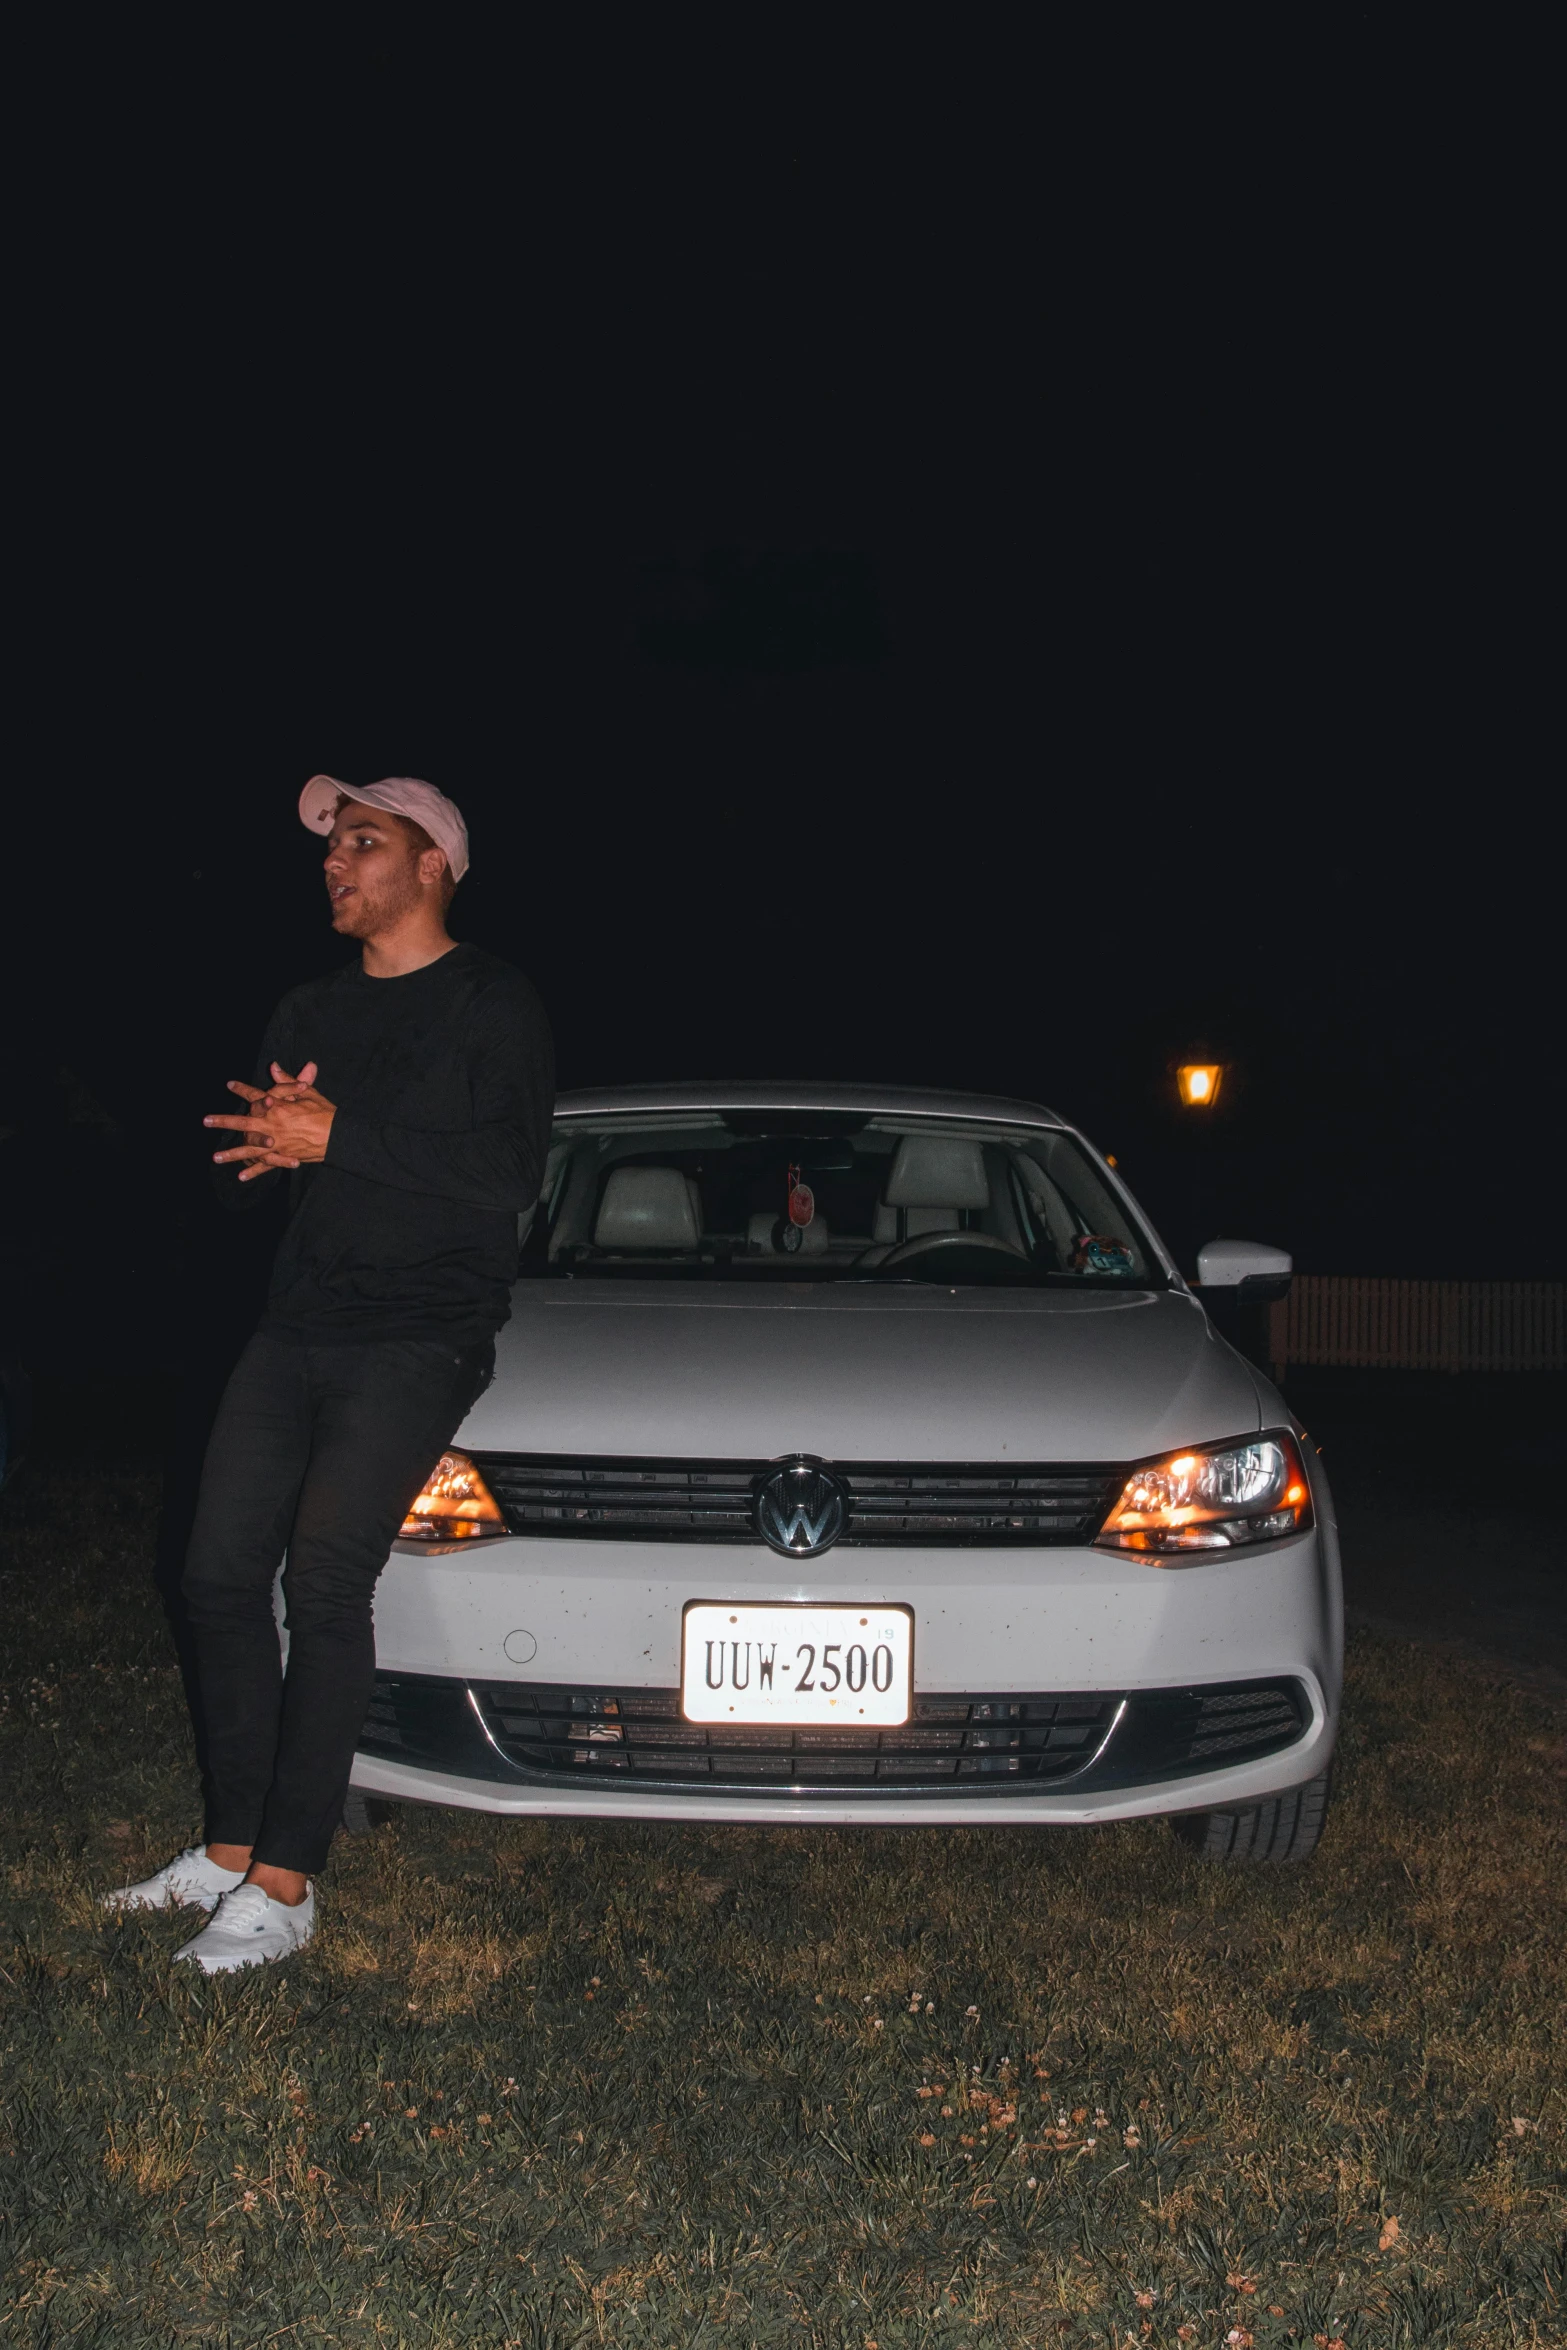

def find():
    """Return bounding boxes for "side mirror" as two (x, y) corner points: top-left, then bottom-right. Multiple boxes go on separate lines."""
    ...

(1196, 1237), (1292, 1302)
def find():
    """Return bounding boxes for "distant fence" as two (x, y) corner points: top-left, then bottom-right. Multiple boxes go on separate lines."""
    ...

(1268, 1278), (1565, 1373)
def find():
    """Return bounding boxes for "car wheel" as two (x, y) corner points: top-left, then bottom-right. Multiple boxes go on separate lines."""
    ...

(1170, 1768), (1332, 1864)
(340, 1789), (396, 1835)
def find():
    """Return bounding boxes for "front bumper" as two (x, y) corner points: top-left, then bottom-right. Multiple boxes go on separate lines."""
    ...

(354, 1521), (1341, 1825)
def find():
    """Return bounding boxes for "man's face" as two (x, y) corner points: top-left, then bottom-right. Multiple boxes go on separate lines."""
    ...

(323, 802), (427, 937)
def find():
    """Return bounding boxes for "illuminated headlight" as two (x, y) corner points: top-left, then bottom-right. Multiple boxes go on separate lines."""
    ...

(1095, 1433), (1312, 1557)
(394, 1453), (506, 1553)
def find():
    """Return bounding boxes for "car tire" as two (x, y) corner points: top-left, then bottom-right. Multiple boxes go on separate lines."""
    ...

(1170, 1768), (1332, 1865)
(339, 1789), (396, 1835)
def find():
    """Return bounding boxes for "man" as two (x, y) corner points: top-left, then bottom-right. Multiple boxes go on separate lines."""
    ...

(107, 776), (553, 1971)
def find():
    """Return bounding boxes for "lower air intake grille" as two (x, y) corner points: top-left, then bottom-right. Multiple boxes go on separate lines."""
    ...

(470, 1455), (1121, 1546)
(475, 1686), (1117, 1783)
(1187, 1683), (1304, 1757)
(358, 1675), (1310, 1795)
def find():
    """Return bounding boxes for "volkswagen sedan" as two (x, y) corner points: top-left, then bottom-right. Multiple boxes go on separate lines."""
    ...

(350, 1084), (1340, 1862)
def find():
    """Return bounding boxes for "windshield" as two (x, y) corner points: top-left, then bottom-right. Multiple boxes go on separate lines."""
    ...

(519, 1112), (1166, 1287)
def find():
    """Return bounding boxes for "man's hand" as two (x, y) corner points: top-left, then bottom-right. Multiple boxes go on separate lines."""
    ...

(206, 1062), (335, 1181)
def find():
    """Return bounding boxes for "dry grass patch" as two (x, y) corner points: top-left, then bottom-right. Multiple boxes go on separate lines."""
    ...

(102, 2094), (205, 2196)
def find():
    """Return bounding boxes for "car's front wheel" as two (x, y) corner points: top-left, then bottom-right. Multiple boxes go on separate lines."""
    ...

(340, 1789), (397, 1835)
(1170, 1768), (1332, 1864)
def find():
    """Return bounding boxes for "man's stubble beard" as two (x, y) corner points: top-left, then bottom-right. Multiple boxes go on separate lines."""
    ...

(334, 860), (424, 940)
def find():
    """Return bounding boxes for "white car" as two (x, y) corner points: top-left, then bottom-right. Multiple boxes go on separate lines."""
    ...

(351, 1084), (1340, 1863)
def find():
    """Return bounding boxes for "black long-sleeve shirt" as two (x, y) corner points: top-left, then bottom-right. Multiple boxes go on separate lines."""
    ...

(222, 944), (554, 1344)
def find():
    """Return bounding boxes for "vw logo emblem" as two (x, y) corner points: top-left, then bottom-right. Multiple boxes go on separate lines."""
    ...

(755, 1458), (847, 1558)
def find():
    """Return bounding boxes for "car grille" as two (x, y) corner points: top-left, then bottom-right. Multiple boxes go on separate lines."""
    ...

(359, 1674), (1310, 1795)
(476, 1687), (1119, 1782)
(470, 1455), (1121, 1546)
(1184, 1682), (1303, 1757)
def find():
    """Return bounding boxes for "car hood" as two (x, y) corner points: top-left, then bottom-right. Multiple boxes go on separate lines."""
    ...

(460, 1281), (1261, 1464)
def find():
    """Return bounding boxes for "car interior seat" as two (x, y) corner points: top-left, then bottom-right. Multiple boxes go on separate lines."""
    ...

(746, 1210), (832, 1254)
(872, 1134), (990, 1244)
(593, 1167), (702, 1251)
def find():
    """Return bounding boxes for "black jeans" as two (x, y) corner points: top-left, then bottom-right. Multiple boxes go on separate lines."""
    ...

(181, 1330), (494, 1873)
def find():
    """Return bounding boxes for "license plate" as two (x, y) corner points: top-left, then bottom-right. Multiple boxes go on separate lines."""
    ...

(682, 1602), (913, 1726)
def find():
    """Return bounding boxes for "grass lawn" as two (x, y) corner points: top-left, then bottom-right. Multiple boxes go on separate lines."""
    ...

(1, 1455), (1563, 2349)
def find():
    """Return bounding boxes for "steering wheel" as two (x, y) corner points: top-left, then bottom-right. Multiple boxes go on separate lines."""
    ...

(868, 1230), (1031, 1274)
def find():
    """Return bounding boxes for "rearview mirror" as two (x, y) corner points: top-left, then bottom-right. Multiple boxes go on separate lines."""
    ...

(1196, 1237), (1292, 1302)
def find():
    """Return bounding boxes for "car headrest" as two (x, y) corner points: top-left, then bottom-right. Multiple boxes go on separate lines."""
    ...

(883, 1134), (990, 1209)
(594, 1167), (701, 1250)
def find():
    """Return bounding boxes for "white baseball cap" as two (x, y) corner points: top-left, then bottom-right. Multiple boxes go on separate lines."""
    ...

(299, 774), (470, 883)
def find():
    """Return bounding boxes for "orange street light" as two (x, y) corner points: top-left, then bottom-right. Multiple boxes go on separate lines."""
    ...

(1176, 1062), (1224, 1109)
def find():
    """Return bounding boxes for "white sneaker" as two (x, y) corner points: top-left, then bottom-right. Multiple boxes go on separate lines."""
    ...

(103, 1845), (247, 1914)
(174, 1883), (316, 1974)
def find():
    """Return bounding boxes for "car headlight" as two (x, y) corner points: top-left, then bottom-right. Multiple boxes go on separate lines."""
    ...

(1095, 1433), (1312, 1556)
(395, 1452), (506, 1551)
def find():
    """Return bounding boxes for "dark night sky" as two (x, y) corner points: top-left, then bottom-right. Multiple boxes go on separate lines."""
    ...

(5, 26), (1555, 1372)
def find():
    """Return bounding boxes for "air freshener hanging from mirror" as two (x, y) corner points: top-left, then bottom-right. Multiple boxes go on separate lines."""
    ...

(778, 1163), (816, 1254)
